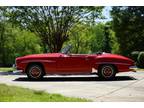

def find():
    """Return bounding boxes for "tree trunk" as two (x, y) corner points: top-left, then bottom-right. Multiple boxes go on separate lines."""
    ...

(0, 26), (6, 66)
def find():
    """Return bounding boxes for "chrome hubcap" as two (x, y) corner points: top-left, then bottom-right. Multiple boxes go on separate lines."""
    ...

(102, 66), (113, 78)
(30, 67), (41, 78)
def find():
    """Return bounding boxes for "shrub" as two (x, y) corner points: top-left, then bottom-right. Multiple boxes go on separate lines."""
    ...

(131, 51), (140, 62)
(137, 52), (144, 68)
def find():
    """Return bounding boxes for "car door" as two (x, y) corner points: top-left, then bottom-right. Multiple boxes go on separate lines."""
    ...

(57, 54), (91, 74)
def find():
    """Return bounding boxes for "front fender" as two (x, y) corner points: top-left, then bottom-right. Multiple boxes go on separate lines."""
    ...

(17, 59), (56, 73)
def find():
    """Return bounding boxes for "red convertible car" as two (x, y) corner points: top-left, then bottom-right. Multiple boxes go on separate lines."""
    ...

(15, 45), (135, 80)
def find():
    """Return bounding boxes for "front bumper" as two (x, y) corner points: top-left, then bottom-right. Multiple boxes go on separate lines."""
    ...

(12, 64), (16, 69)
(12, 64), (23, 73)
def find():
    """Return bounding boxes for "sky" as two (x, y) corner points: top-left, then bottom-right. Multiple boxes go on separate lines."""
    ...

(103, 6), (112, 21)
(96, 6), (112, 23)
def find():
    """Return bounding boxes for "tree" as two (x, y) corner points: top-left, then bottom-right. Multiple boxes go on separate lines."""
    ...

(0, 22), (42, 66)
(0, 22), (6, 66)
(66, 23), (92, 54)
(111, 6), (144, 56)
(1, 6), (103, 53)
(102, 25), (112, 53)
(0, 11), (42, 66)
(66, 22), (115, 54)
(89, 23), (105, 53)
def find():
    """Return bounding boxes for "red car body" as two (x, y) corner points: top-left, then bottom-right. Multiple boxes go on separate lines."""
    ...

(16, 52), (135, 75)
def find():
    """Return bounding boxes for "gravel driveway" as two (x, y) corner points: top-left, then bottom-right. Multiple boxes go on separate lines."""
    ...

(0, 71), (144, 101)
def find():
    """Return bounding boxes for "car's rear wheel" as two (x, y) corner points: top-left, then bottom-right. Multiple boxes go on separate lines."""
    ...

(98, 64), (116, 80)
(26, 64), (44, 80)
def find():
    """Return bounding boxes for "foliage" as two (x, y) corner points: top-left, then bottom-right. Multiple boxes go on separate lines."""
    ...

(102, 25), (112, 53)
(89, 23), (105, 53)
(66, 22), (119, 54)
(110, 29), (120, 54)
(12, 28), (42, 56)
(65, 23), (92, 54)
(0, 84), (89, 102)
(137, 52), (144, 68)
(0, 22), (8, 66)
(0, 22), (42, 66)
(131, 51), (140, 62)
(111, 6), (144, 56)
(65, 23), (104, 54)
(130, 51), (144, 68)
(90, 22), (119, 54)
(1, 6), (103, 53)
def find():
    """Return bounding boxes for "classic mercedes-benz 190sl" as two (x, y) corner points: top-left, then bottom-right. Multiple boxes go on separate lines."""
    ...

(15, 45), (136, 80)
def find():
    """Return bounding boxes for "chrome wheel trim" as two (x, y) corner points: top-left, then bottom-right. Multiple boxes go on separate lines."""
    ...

(101, 66), (114, 78)
(29, 66), (41, 79)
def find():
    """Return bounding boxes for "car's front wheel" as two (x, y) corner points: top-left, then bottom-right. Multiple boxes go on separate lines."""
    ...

(26, 64), (44, 80)
(98, 64), (116, 80)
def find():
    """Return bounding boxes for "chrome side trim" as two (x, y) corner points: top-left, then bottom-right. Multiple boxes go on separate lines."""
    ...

(95, 62), (131, 66)
(21, 60), (56, 64)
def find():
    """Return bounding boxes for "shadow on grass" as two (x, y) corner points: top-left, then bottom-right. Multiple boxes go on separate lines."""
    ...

(13, 76), (137, 82)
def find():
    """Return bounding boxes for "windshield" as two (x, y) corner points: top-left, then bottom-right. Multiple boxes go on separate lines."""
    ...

(61, 44), (72, 54)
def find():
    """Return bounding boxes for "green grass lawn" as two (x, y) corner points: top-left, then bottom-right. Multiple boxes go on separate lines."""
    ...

(0, 67), (15, 72)
(135, 68), (144, 71)
(0, 84), (89, 102)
